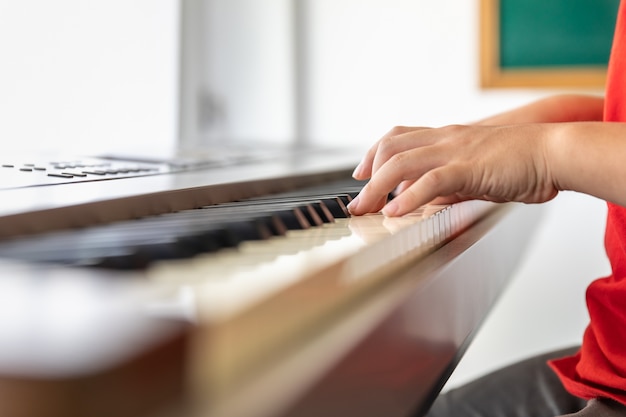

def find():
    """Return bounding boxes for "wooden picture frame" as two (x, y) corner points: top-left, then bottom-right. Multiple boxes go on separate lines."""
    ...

(480, 0), (619, 89)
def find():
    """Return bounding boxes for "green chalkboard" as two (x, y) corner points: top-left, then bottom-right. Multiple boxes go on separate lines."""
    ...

(499, 0), (619, 69)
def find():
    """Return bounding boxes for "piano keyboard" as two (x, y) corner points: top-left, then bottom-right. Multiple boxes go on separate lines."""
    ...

(0, 177), (494, 399)
(0, 149), (539, 417)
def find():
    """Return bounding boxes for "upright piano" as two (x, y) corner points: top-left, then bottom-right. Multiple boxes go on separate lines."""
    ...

(0, 146), (542, 417)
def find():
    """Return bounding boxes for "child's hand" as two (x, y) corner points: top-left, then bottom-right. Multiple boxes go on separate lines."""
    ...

(348, 123), (559, 217)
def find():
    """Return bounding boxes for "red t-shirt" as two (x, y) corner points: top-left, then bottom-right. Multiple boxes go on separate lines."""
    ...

(548, 0), (626, 404)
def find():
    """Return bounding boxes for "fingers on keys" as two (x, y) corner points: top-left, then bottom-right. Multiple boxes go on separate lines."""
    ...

(349, 156), (467, 217)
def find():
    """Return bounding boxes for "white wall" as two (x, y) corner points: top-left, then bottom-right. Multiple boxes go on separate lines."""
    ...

(0, 0), (179, 155)
(0, 0), (612, 392)
(303, 0), (552, 145)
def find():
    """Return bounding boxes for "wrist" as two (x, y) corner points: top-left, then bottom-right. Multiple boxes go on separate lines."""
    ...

(541, 123), (569, 193)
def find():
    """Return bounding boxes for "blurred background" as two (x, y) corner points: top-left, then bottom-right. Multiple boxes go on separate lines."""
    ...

(0, 0), (611, 389)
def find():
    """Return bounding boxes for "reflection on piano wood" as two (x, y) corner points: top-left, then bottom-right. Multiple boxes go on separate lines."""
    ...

(0, 150), (543, 417)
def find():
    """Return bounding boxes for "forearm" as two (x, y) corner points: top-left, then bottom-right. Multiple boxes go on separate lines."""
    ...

(476, 94), (605, 125)
(550, 121), (626, 207)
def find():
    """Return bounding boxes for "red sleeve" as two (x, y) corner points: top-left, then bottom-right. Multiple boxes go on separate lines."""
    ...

(549, 0), (626, 405)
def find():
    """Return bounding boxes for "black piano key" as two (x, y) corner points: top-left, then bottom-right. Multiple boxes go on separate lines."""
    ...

(270, 200), (335, 223)
(310, 201), (335, 223)
(85, 208), (281, 245)
(267, 215), (288, 236)
(319, 198), (349, 218)
(132, 243), (197, 262)
(222, 220), (274, 244)
(336, 194), (353, 206)
(215, 196), (345, 224)
(90, 232), (227, 270)
(175, 230), (224, 254)
(178, 205), (308, 233)
(0, 179), (366, 269)
(92, 253), (150, 270)
(294, 205), (322, 227)
(91, 220), (272, 270)
(0, 204), (299, 264)
(273, 208), (311, 230)
(238, 203), (323, 227)
(138, 220), (270, 260)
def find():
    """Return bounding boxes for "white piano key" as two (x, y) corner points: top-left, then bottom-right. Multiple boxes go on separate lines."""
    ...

(146, 200), (494, 321)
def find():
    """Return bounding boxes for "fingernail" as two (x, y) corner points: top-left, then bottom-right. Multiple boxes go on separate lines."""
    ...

(382, 200), (399, 217)
(352, 161), (364, 178)
(347, 195), (360, 213)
